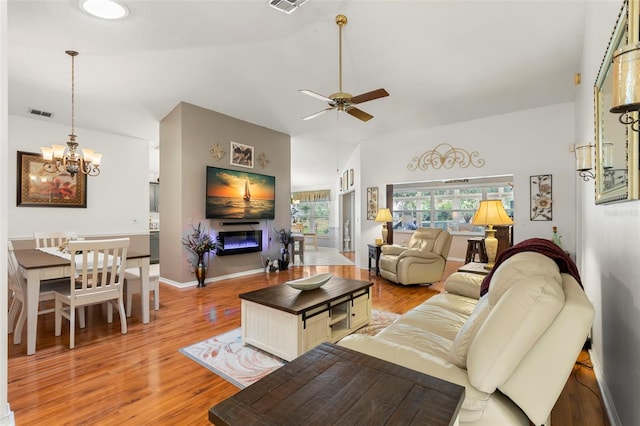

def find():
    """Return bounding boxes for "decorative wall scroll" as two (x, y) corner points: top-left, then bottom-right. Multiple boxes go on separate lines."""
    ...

(407, 143), (485, 171)
(257, 152), (270, 169)
(367, 187), (379, 220)
(17, 151), (87, 208)
(530, 174), (552, 221)
(209, 143), (225, 161)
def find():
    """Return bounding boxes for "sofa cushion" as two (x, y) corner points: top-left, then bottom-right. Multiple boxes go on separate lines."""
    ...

(487, 252), (562, 306)
(449, 295), (490, 368)
(376, 293), (476, 358)
(466, 253), (565, 393)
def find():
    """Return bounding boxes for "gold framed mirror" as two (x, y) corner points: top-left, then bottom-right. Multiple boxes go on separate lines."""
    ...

(594, 0), (639, 204)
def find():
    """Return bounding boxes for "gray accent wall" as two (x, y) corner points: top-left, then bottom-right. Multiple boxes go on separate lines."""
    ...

(159, 102), (291, 285)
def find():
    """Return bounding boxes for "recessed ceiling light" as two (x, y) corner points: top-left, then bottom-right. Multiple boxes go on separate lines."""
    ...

(80, 0), (129, 20)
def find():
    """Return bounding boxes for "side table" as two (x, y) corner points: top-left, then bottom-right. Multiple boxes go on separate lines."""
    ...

(367, 243), (382, 275)
(457, 262), (490, 276)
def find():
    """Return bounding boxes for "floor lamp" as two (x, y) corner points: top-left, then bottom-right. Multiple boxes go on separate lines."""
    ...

(471, 200), (513, 269)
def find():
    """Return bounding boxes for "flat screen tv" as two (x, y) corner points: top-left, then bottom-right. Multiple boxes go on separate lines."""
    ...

(206, 166), (276, 220)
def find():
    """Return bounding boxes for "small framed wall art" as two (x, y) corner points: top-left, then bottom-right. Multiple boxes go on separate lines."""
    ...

(367, 187), (378, 220)
(17, 151), (87, 208)
(230, 141), (254, 168)
(530, 174), (552, 221)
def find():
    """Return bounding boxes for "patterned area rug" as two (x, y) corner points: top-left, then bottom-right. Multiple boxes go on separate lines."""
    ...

(179, 309), (399, 388)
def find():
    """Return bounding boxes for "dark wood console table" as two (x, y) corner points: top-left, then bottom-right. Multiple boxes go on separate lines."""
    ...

(209, 342), (465, 425)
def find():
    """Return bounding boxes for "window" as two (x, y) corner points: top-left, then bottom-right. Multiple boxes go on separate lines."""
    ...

(291, 190), (331, 237)
(391, 177), (513, 236)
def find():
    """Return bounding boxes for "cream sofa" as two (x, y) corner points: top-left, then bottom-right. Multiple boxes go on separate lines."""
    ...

(339, 251), (594, 425)
(379, 227), (452, 285)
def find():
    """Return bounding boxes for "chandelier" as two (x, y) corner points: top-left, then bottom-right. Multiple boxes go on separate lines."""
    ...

(41, 50), (102, 177)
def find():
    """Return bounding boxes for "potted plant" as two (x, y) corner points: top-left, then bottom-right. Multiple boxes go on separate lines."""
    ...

(275, 228), (294, 270)
(182, 223), (217, 287)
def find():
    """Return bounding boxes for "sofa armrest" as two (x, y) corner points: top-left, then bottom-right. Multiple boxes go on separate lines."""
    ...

(445, 272), (483, 299)
(381, 244), (406, 256)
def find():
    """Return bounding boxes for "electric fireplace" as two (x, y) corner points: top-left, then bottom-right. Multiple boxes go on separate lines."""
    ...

(217, 230), (262, 256)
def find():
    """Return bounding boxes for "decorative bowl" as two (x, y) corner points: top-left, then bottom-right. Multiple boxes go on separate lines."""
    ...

(286, 273), (333, 291)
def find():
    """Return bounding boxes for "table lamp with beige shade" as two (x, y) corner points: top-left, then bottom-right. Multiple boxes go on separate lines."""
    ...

(374, 208), (393, 244)
(471, 200), (513, 269)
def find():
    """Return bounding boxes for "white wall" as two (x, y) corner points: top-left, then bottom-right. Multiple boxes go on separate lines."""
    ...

(8, 115), (150, 239)
(0, 0), (12, 422)
(352, 102), (576, 269)
(576, 2), (639, 425)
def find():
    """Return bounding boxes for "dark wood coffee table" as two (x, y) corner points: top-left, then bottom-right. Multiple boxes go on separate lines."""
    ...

(209, 342), (465, 425)
(240, 277), (372, 361)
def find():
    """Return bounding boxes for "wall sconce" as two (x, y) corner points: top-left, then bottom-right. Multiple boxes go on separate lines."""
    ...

(575, 144), (595, 181)
(611, 42), (640, 132)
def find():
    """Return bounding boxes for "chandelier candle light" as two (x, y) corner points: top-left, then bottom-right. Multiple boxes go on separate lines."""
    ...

(41, 51), (102, 177)
(375, 208), (393, 244)
(471, 200), (513, 270)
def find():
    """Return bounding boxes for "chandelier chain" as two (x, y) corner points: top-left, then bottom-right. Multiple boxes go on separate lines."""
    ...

(71, 51), (75, 136)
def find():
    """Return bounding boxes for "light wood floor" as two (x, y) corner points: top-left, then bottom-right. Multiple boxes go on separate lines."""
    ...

(8, 258), (609, 425)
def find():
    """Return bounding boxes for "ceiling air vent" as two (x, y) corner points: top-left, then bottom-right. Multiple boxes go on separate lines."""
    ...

(29, 108), (53, 118)
(267, 0), (307, 14)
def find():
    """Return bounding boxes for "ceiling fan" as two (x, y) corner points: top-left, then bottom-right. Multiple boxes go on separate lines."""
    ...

(300, 14), (389, 122)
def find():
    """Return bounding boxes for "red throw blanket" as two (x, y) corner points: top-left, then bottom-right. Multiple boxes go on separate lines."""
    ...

(479, 238), (583, 297)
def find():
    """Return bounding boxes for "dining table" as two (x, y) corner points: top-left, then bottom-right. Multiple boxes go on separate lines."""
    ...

(13, 248), (152, 355)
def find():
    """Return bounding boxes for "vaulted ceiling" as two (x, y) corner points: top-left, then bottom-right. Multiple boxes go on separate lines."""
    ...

(7, 0), (588, 189)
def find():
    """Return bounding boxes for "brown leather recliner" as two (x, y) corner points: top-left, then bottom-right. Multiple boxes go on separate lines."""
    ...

(379, 227), (452, 285)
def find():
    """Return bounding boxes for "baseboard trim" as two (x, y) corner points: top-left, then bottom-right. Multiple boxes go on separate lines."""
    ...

(589, 348), (622, 426)
(160, 268), (265, 288)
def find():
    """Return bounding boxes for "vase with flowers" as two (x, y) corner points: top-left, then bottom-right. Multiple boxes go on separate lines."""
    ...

(182, 223), (217, 287)
(275, 228), (294, 270)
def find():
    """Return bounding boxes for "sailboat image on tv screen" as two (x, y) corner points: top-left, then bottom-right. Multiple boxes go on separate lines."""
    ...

(205, 167), (276, 220)
(244, 179), (251, 202)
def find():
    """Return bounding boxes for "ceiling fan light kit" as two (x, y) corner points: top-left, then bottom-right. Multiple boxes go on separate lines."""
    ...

(267, 0), (307, 14)
(300, 14), (389, 122)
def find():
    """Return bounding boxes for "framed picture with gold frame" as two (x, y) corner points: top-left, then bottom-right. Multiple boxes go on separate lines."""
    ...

(17, 151), (87, 208)
(594, 0), (639, 204)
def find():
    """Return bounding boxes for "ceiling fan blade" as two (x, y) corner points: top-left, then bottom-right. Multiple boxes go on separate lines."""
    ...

(303, 107), (335, 121)
(299, 89), (334, 103)
(346, 107), (373, 122)
(350, 88), (389, 104)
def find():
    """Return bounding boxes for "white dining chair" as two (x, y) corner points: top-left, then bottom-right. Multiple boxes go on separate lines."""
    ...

(125, 264), (160, 317)
(304, 223), (318, 251)
(54, 238), (130, 349)
(34, 231), (78, 248)
(7, 241), (77, 345)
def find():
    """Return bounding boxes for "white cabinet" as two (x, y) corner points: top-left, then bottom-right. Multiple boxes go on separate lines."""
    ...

(241, 286), (372, 361)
